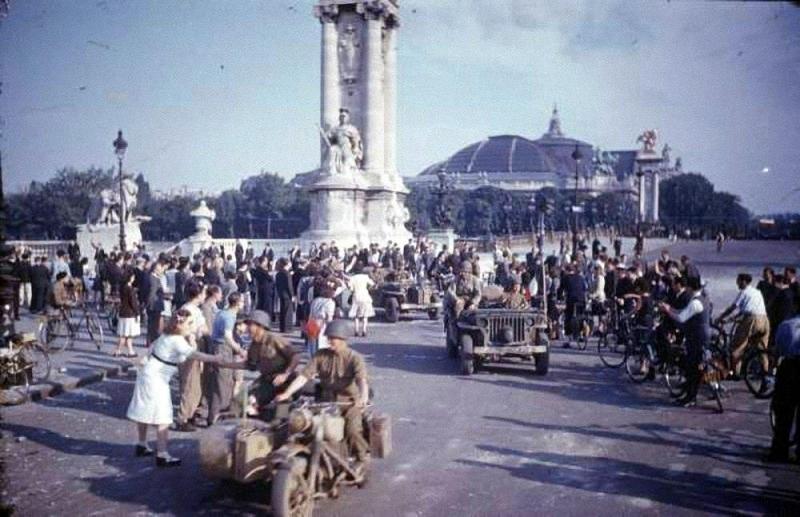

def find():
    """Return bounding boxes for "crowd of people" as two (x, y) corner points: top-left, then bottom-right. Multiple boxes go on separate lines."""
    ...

(2, 231), (799, 465)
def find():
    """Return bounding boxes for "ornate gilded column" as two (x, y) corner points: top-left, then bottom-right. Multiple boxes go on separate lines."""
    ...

(315, 4), (339, 166)
(383, 17), (398, 179)
(362, 3), (386, 178)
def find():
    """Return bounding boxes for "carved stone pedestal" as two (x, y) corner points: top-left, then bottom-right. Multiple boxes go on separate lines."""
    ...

(76, 221), (144, 264)
(426, 227), (458, 252)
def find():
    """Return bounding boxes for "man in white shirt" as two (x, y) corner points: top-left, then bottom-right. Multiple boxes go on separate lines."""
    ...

(174, 281), (209, 432)
(715, 273), (770, 377)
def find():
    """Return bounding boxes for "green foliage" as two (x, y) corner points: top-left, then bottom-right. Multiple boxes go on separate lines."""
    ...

(659, 173), (750, 234)
(7, 167), (115, 239)
(406, 184), (638, 237)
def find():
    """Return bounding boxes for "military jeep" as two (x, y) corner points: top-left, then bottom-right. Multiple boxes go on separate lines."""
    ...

(372, 279), (442, 323)
(446, 308), (550, 376)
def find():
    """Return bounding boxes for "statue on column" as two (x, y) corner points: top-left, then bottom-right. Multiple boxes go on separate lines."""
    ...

(338, 24), (360, 84)
(636, 129), (658, 154)
(661, 143), (672, 166)
(321, 108), (363, 177)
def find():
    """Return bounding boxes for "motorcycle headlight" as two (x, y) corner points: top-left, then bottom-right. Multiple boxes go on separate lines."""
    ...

(288, 409), (312, 434)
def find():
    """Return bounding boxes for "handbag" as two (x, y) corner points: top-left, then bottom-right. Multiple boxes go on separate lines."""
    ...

(304, 318), (322, 340)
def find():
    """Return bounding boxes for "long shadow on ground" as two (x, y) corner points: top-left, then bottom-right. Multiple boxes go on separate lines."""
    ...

(458, 444), (800, 515)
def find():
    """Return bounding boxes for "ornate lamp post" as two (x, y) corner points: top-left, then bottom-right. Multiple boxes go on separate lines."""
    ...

(635, 165), (645, 235)
(571, 144), (583, 256)
(113, 130), (128, 252)
(502, 196), (513, 247)
(527, 194), (537, 246)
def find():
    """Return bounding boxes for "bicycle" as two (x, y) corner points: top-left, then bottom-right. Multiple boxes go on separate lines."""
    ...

(597, 302), (634, 368)
(564, 302), (592, 351)
(664, 337), (728, 413)
(0, 332), (52, 396)
(713, 317), (774, 399)
(101, 295), (120, 336)
(38, 302), (104, 352)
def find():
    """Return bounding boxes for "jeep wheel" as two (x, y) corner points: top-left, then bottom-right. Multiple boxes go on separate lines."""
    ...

(534, 351), (549, 375)
(460, 334), (474, 375)
(384, 298), (400, 323)
(427, 308), (439, 320)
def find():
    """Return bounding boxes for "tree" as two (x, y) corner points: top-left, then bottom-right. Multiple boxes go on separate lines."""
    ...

(659, 173), (750, 235)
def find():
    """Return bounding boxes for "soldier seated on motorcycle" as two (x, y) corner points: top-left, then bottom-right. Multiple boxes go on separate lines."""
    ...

(276, 320), (370, 464)
(226, 310), (300, 417)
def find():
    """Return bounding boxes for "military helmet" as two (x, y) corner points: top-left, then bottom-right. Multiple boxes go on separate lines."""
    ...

(324, 319), (350, 340)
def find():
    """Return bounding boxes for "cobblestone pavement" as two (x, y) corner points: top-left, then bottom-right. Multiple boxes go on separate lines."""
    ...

(2, 240), (799, 516)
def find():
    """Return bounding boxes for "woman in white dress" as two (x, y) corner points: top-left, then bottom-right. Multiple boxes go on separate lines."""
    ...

(348, 263), (375, 337)
(126, 309), (232, 467)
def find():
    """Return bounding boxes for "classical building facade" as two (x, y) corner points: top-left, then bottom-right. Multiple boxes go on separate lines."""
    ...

(407, 108), (684, 223)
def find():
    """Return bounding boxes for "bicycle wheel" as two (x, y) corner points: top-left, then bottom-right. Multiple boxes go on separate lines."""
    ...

(664, 360), (687, 398)
(40, 318), (72, 352)
(21, 344), (51, 384)
(625, 345), (650, 383)
(710, 382), (724, 413)
(105, 306), (119, 335)
(575, 317), (590, 351)
(85, 314), (105, 350)
(744, 350), (774, 399)
(598, 332), (626, 368)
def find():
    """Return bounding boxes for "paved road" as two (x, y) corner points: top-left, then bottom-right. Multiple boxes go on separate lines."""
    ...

(2, 241), (800, 516)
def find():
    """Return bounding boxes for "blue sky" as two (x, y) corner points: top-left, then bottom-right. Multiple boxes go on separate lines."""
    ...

(1, 0), (799, 213)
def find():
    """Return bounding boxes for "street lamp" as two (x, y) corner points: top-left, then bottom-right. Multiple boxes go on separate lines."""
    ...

(635, 165), (645, 235)
(527, 194), (537, 245)
(502, 196), (513, 246)
(113, 130), (128, 252)
(571, 144), (583, 256)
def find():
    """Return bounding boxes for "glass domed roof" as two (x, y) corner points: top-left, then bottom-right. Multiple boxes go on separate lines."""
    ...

(420, 135), (557, 176)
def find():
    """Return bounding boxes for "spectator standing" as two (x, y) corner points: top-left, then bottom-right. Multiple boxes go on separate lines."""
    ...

(115, 271), (140, 358)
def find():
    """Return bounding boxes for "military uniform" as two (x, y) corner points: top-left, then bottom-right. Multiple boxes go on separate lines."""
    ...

(302, 347), (369, 461)
(453, 273), (482, 315)
(247, 333), (297, 406)
(504, 292), (528, 310)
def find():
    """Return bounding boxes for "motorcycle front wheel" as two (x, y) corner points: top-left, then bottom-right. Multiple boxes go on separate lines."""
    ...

(271, 459), (314, 517)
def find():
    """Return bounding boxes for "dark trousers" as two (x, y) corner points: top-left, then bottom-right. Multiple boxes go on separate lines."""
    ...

(206, 340), (235, 426)
(683, 343), (703, 402)
(278, 297), (293, 332)
(31, 284), (47, 312)
(11, 284), (20, 319)
(770, 357), (800, 457)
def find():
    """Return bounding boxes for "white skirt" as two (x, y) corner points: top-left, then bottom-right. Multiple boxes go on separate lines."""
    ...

(117, 317), (141, 338)
(348, 299), (375, 319)
(126, 360), (176, 426)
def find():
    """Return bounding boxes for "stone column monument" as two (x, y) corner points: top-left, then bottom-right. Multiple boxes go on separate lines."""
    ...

(635, 129), (663, 224)
(301, 0), (411, 249)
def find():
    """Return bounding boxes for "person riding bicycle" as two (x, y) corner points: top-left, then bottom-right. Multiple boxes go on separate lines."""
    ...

(560, 263), (587, 347)
(715, 273), (770, 378)
(49, 272), (75, 314)
(659, 276), (711, 407)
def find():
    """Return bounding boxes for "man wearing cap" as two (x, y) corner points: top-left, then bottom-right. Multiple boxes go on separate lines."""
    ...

(227, 310), (300, 413)
(276, 320), (370, 464)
